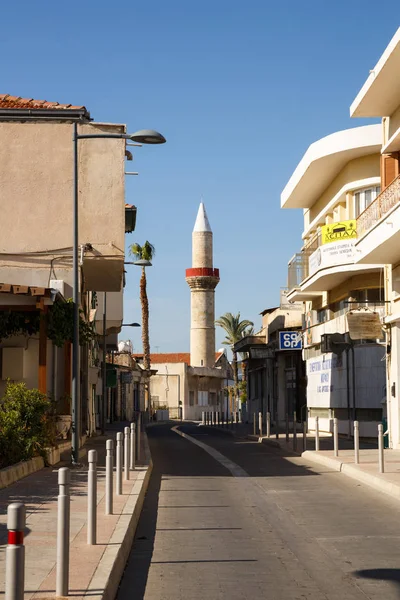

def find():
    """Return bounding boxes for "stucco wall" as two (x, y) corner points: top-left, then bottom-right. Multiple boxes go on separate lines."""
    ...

(308, 154), (380, 225)
(0, 121), (126, 291)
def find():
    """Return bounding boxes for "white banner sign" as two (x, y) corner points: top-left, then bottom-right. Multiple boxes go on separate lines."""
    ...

(309, 240), (355, 277)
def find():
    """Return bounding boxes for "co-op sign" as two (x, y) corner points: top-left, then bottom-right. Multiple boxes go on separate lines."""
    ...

(279, 331), (302, 351)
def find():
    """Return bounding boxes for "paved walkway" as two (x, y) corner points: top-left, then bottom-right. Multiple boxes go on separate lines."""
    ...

(0, 423), (149, 600)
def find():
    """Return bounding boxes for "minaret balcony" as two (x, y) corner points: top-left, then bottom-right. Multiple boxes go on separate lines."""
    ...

(185, 267), (220, 290)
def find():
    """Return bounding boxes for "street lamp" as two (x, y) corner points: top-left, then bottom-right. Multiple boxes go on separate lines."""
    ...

(71, 124), (166, 464)
(124, 260), (153, 267)
(122, 322), (141, 327)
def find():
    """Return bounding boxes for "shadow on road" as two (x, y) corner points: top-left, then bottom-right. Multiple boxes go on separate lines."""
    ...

(355, 569), (400, 593)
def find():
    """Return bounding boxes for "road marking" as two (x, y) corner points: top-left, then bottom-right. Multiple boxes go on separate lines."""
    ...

(172, 426), (249, 477)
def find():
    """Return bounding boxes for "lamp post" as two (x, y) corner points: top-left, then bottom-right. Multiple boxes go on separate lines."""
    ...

(71, 126), (165, 465)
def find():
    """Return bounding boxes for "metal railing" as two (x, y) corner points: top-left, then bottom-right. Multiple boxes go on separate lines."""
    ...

(357, 174), (400, 238)
(287, 232), (321, 291)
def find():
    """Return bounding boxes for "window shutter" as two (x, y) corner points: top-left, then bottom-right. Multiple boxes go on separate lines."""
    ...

(382, 154), (399, 189)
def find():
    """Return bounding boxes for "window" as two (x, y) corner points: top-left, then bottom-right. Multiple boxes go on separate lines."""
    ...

(354, 186), (381, 217)
(198, 391), (208, 406)
(189, 391), (195, 406)
(209, 391), (216, 406)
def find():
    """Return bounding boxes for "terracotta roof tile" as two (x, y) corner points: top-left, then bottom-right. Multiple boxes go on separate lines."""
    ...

(132, 352), (224, 365)
(0, 94), (86, 111)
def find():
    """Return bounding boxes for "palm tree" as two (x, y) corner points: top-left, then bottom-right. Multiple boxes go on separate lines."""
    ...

(129, 242), (155, 412)
(215, 312), (254, 403)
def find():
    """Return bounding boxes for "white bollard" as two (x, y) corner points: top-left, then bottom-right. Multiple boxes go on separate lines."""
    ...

(105, 440), (113, 515)
(56, 467), (70, 597)
(87, 450), (97, 545)
(202, 411), (205, 425)
(333, 418), (339, 457)
(116, 432), (123, 496)
(258, 411), (263, 437)
(378, 423), (384, 473)
(6, 503), (26, 600)
(130, 423), (136, 470)
(253, 413), (256, 436)
(354, 421), (360, 465)
(124, 426), (130, 481)
(266, 412), (271, 438)
(315, 416), (320, 451)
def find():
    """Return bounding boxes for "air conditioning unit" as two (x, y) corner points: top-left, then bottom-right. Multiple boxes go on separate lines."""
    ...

(50, 279), (65, 296)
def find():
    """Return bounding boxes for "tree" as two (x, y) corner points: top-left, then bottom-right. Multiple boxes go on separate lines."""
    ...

(215, 312), (254, 405)
(129, 242), (155, 411)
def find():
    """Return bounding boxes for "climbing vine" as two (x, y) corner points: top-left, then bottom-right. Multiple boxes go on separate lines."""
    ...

(47, 299), (96, 347)
(0, 311), (41, 341)
(0, 300), (95, 347)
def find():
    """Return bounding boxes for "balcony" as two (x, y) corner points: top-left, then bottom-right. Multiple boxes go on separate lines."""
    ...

(356, 175), (400, 264)
(287, 234), (320, 292)
(357, 175), (400, 238)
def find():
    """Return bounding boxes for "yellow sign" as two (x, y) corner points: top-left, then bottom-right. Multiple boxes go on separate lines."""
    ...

(321, 220), (357, 245)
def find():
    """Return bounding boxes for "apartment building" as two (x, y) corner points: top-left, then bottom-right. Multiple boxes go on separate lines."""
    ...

(0, 95), (135, 438)
(282, 125), (386, 437)
(350, 27), (400, 448)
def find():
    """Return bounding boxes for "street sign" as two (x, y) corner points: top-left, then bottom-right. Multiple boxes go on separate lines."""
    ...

(249, 347), (274, 359)
(120, 371), (133, 384)
(279, 331), (302, 350)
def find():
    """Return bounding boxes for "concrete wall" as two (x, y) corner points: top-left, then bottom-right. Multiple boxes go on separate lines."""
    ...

(388, 103), (400, 141)
(0, 121), (126, 292)
(308, 154), (380, 225)
(0, 334), (67, 408)
(150, 362), (186, 413)
(95, 289), (123, 334)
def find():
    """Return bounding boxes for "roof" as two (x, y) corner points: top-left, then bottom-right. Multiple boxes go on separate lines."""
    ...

(350, 27), (400, 118)
(193, 202), (212, 233)
(0, 94), (86, 111)
(260, 306), (279, 316)
(132, 351), (224, 365)
(281, 125), (381, 209)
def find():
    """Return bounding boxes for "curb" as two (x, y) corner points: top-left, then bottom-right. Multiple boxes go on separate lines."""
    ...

(0, 456), (44, 490)
(86, 434), (153, 600)
(301, 450), (400, 501)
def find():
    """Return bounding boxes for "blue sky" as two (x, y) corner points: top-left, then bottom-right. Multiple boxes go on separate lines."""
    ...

(1, 2), (395, 352)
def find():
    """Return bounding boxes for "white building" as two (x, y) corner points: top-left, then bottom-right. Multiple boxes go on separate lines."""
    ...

(350, 27), (400, 447)
(282, 125), (386, 437)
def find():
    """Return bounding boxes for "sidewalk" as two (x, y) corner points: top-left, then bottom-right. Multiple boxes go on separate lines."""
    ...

(0, 423), (152, 600)
(247, 430), (400, 502)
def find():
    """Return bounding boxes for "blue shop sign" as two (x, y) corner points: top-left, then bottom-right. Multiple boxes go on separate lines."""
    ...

(279, 331), (302, 351)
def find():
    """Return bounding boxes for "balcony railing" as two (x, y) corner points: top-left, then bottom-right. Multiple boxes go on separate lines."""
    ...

(357, 174), (400, 238)
(287, 232), (321, 290)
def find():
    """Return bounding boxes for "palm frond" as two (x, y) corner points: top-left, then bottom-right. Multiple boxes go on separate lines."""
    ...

(129, 241), (155, 262)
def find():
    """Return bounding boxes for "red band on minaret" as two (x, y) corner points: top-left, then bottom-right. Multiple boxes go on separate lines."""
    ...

(185, 268), (219, 278)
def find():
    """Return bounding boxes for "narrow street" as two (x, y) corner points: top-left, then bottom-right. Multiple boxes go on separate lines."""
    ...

(117, 423), (400, 600)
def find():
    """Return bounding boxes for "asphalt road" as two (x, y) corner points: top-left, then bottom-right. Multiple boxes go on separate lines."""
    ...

(117, 422), (400, 600)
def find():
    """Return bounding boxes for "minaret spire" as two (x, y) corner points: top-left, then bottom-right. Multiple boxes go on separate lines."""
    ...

(186, 202), (220, 367)
(193, 202), (212, 233)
